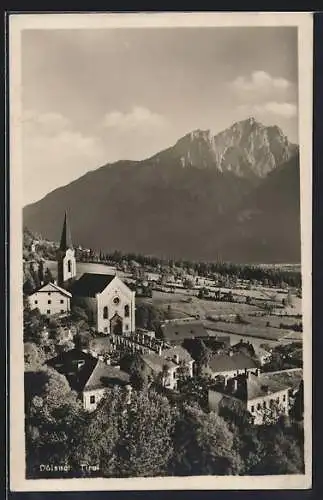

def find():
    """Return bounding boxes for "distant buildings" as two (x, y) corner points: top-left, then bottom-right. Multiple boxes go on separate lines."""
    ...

(160, 319), (209, 344)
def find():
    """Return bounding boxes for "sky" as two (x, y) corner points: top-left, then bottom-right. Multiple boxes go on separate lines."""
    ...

(21, 27), (299, 205)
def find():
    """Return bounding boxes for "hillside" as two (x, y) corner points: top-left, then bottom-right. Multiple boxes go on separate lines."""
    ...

(23, 118), (300, 264)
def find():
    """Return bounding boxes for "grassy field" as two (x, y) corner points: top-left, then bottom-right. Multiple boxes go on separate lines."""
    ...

(203, 320), (299, 342)
(139, 290), (303, 345)
(140, 291), (261, 317)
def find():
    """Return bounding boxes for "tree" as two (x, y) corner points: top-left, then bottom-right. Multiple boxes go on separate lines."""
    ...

(171, 404), (242, 476)
(25, 367), (85, 478)
(117, 389), (175, 477)
(24, 342), (45, 371)
(74, 331), (92, 350)
(70, 388), (175, 478)
(44, 267), (54, 284)
(38, 260), (45, 284)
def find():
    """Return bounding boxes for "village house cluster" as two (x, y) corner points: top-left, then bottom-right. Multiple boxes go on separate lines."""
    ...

(26, 213), (303, 424)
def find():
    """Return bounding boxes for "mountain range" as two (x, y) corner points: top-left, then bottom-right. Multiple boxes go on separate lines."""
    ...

(23, 117), (301, 264)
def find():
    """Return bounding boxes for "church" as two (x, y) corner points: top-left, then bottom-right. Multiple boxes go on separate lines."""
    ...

(57, 212), (136, 335)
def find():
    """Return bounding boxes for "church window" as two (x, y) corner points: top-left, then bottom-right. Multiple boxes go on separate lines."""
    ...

(68, 260), (72, 273)
(103, 306), (108, 319)
(257, 403), (261, 410)
(60, 310), (64, 314)
(263, 400), (267, 408)
(34, 300), (38, 305)
(113, 297), (120, 305)
(124, 305), (130, 317)
(283, 394), (286, 401)
(48, 292), (51, 296)
(47, 310), (51, 315)
(60, 299), (64, 304)
(125, 324), (129, 330)
(90, 395), (95, 404)
(48, 300), (51, 304)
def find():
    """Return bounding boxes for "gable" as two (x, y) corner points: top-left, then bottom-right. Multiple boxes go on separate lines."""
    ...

(98, 275), (134, 299)
(29, 281), (72, 298)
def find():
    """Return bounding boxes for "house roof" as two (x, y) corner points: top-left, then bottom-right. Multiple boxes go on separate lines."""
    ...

(160, 321), (209, 343)
(83, 361), (130, 391)
(47, 348), (129, 392)
(29, 281), (72, 298)
(71, 273), (116, 297)
(141, 353), (177, 373)
(208, 352), (258, 373)
(209, 371), (298, 404)
(161, 345), (193, 363)
(259, 369), (303, 392)
(244, 373), (289, 401)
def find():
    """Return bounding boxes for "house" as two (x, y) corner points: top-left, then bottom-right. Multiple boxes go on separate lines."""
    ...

(139, 345), (194, 390)
(140, 353), (178, 389)
(71, 273), (135, 335)
(56, 212), (135, 335)
(28, 281), (72, 316)
(231, 340), (271, 366)
(201, 351), (259, 381)
(47, 348), (130, 411)
(161, 345), (194, 377)
(208, 372), (290, 425)
(159, 320), (210, 345)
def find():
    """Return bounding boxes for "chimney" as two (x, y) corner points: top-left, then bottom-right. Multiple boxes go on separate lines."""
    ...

(173, 354), (180, 364)
(77, 360), (85, 370)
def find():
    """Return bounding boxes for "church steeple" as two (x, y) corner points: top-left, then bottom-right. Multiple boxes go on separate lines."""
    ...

(57, 211), (76, 286)
(59, 211), (73, 251)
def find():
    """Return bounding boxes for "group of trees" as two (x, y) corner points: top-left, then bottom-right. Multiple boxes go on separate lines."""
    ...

(25, 372), (304, 479)
(23, 260), (55, 294)
(262, 342), (303, 372)
(78, 248), (301, 288)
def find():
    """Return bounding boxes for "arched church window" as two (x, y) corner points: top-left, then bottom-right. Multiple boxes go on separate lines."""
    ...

(103, 306), (108, 319)
(68, 260), (72, 273)
(124, 304), (130, 317)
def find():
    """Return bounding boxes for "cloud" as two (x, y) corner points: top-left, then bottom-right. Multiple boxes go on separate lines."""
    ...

(230, 71), (292, 95)
(103, 106), (168, 132)
(237, 101), (297, 118)
(23, 110), (106, 205)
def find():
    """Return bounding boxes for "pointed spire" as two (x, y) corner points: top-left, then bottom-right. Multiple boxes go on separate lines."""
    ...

(59, 211), (73, 251)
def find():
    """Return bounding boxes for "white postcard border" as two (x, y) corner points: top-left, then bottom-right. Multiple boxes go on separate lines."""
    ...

(9, 11), (313, 492)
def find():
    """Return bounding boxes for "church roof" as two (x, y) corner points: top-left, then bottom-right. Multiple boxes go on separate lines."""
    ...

(59, 211), (73, 251)
(71, 273), (116, 297)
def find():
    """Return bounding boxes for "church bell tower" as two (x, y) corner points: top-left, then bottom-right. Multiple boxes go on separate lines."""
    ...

(57, 211), (76, 287)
